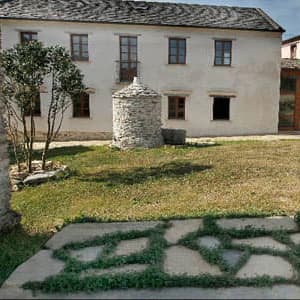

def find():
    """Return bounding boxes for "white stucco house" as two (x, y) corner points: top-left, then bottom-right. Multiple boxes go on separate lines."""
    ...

(282, 35), (300, 59)
(0, 0), (284, 139)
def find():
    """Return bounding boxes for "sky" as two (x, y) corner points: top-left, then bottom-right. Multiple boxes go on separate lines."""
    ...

(140, 0), (300, 40)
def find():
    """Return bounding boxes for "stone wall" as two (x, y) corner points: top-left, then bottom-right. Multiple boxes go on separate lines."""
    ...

(112, 78), (163, 149)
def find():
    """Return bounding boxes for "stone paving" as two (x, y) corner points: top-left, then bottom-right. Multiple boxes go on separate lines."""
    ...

(164, 219), (203, 244)
(232, 237), (289, 251)
(112, 237), (149, 256)
(164, 246), (222, 276)
(197, 236), (221, 250)
(1, 217), (300, 299)
(70, 246), (104, 263)
(236, 255), (296, 280)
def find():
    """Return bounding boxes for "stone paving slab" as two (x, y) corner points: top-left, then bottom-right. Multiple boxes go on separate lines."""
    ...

(232, 237), (289, 251)
(164, 246), (222, 276)
(221, 250), (244, 268)
(2, 250), (65, 288)
(164, 219), (203, 244)
(236, 255), (296, 280)
(2, 285), (300, 299)
(70, 246), (103, 262)
(113, 238), (149, 256)
(217, 217), (298, 231)
(290, 233), (300, 245)
(46, 221), (161, 250)
(197, 236), (221, 250)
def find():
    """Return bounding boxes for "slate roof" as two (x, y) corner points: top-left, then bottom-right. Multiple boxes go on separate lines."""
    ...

(0, 0), (284, 32)
(282, 35), (300, 45)
(282, 58), (300, 70)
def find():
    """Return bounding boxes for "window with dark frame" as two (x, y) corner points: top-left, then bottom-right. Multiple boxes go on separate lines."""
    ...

(214, 40), (232, 66)
(71, 34), (89, 61)
(120, 36), (138, 82)
(213, 97), (230, 120)
(73, 92), (90, 118)
(169, 38), (186, 64)
(291, 44), (297, 59)
(24, 93), (41, 117)
(20, 32), (38, 44)
(168, 96), (186, 120)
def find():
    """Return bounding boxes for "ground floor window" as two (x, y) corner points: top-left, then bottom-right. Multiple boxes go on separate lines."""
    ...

(168, 96), (185, 120)
(73, 92), (90, 118)
(24, 93), (41, 117)
(213, 97), (230, 120)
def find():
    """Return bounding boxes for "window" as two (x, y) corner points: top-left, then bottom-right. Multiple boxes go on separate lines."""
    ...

(24, 93), (41, 117)
(169, 38), (186, 64)
(168, 96), (185, 120)
(71, 34), (89, 61)
(20, 32), (38, 44)
(213, 97), (230, 120)
(120, 36), (138, 82)
(73, 92), (90, 118)
(214, 40), (232, 66)
(291, 44), (297, 59)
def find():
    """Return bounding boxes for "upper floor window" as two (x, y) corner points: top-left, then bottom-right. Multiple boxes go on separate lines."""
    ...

(169, 38), (186, 64)
(168, 96), (186, 120)
(214, 40), (232, 66)
(213, 97), (230, 120)
(71, 34), (89, 61)
(291, 44), (297, 59)
(73, 92), (90, 118)
(20, 32), (38, 44)
(119, 36), (138, 82)
(24, 93), (41, 117)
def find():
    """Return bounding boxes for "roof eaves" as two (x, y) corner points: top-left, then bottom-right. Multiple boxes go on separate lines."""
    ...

(0, 16), (285, 33)
(282, 35), (300, 45)
(255, 8), (285, 33)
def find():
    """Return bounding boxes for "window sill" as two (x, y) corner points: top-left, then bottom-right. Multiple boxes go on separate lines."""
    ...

(213, 65), (233, 68)
(166, 63), (188, 66)
(210, 119), (231, 122)
(72, 59), (90, 63)
(72, 117), (92, 119)
(167, 118), (187, 121)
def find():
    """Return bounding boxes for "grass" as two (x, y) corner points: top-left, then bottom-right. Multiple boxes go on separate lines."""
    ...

(23, 217), (300, 293)
(2, 140), (300, 287)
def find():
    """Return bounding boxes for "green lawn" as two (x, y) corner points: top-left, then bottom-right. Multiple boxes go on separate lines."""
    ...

(1, 140), (300, 287)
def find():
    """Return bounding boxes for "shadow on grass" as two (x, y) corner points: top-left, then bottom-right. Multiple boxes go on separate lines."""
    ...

(33, 146), (94, 160)
(9, 145), (93, 165)
(78, 161), (212, 186)
(181, 142), (222, 149)
(0, 225), (50, 287)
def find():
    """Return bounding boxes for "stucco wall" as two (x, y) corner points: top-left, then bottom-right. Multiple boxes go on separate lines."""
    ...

(282, 42), (300, 59)
(0, 20), (282, 137)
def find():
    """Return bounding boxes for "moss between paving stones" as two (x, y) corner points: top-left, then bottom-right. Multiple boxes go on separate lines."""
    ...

(23, 217), (300, 293)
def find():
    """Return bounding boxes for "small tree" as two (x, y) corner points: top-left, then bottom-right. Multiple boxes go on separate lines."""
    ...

(41, 46), (84, 169)
(0, 42), (49, 173)
(0, 42), (84, 172)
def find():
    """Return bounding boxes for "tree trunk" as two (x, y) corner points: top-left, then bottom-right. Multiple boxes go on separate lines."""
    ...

(41, 139), (50, 170)
(0, 94), (21, 232)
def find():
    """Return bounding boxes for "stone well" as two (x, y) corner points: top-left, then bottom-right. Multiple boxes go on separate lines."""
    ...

(112, 77), (163, 149)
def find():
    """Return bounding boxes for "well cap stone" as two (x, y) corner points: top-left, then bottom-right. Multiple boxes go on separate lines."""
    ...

(113, 77), (161, 99)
